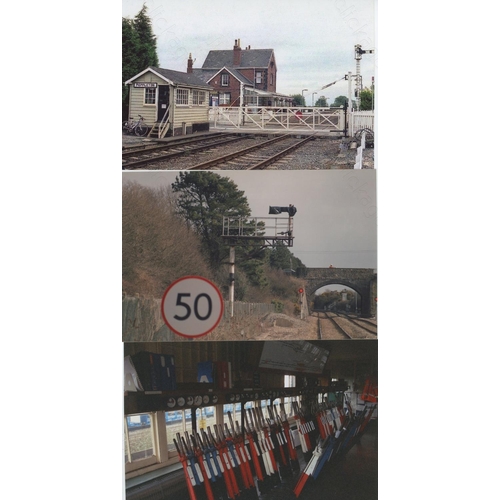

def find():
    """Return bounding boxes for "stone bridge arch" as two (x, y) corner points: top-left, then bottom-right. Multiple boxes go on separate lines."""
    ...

(297, 268), (377, 317)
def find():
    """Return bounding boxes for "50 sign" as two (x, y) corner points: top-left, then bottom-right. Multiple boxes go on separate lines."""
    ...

(161, 276), (224, 338)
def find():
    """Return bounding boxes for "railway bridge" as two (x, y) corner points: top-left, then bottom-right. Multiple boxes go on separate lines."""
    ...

(296, 267), (377, 318)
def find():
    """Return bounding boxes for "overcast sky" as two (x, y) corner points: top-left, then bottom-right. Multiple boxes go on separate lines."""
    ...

(122, 0), (376, 104)
(122, 170), (377, 269)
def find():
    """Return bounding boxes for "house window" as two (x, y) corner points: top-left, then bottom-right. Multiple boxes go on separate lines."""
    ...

(221, 73), (229, 86)
(144, 88), (156, 105)
(193, 90), (206, 105)
(176, 88), (189, 105)
(255, 71), (262, 84)
(219, 92), (231, 105)
(270, 73), (274, 85)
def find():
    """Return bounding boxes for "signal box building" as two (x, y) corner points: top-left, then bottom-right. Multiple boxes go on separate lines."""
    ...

(124, 67), (213, 138)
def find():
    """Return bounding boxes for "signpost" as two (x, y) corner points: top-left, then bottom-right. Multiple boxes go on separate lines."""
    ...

(161, 276), (224, 338)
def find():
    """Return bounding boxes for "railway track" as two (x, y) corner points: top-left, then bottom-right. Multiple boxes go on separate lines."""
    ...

(185, 134), (317, 170)
(318, 312), (353, 340)
(316, 312), (377, 340)
(122, 133), (248, 170)
(336, 312), (378, 336)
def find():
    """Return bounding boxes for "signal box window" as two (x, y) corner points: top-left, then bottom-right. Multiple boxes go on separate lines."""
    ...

(144, 88), (156, 105)
(165, 409), (191, 454)
(124, 413), (157, 469)
(193, 90), (206, 105)
(221, 74), (229, 86)
(176, 88), (189, 105)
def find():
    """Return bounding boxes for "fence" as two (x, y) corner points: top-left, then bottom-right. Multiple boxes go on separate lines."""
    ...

(210, 106), (345, 132)
(222, 301), (276, 320)
(122, 295), (276, 341)
(350, 111), (374, 135)
(209, 106), (373, 138)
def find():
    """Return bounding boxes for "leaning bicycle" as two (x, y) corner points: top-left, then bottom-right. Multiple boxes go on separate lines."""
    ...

(122, 115), (148, 137)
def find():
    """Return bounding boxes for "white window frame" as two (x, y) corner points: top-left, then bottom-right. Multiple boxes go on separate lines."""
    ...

(144, 87), (156, 105)
(176, 88), (189, 106)
(124, 412), (162, 474)
(193, 90), (206, 106)
(219, 92), (231, 105)
(255, 71), (262, 84)
(221, 73), (229, 86)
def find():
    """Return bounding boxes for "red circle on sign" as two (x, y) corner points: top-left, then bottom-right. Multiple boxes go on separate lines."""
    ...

(161, 276), (224, 338)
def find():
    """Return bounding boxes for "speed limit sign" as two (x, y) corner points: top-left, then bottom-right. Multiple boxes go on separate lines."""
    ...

(161, 276), (224, 338)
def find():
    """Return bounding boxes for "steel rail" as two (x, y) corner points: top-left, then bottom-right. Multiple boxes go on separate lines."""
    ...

(336, 312), (377, 336)
(321, 312), (353, 340)
(247, 135), (316, 170)
(122, 132), (231, 155)
(185, 135), (289, 170)
(122, 136), (248, 170)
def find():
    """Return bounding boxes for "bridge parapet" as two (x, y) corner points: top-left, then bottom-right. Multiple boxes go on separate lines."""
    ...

(297, 267), (376, 280)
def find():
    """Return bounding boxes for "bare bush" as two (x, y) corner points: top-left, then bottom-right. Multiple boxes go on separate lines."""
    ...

(123, 182), (214, 297)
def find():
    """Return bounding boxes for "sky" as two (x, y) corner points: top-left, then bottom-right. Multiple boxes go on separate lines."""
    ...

(122, 170), (377, 269)
(122, 0), (376, 104)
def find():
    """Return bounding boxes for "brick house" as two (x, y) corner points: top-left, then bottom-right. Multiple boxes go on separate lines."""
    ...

(188, 39), (293, 107)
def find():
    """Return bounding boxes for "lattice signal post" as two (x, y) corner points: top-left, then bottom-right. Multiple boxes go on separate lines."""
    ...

(222, 205), (297, 317)
(354, 44), (375, 110)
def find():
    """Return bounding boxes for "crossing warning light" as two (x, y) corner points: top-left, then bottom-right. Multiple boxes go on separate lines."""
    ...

(268, 205), (297, 217)
(298, 288), (304, 294)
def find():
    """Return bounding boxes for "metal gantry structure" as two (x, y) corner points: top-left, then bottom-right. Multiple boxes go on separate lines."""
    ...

(221, 206), (297, 317)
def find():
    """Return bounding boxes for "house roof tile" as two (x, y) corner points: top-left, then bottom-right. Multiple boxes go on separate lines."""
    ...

(202, 49), (274, 69)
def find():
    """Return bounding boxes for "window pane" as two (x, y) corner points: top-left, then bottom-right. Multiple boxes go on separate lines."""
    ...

(223, 403), (242, 430)
(176, 89), (189, 105)
(165, 410), (186, 453)
(125, 413), (154, 464)
(145, 88), (156, 104)
(197, 406), (216, 431)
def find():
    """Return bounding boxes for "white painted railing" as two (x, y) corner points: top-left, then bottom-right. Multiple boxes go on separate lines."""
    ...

(210, 106), (345, 132)
(350, 111), (374, 136)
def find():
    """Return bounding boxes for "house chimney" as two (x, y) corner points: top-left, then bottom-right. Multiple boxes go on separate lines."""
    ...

(233, 38), (241, 66)
(187, 53), (193, 73)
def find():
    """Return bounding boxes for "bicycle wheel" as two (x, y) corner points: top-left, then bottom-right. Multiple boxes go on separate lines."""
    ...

(123, 121), (130, 133)
(135, 123), (148, 137)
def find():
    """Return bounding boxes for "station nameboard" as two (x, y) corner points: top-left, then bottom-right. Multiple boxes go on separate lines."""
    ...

(133, 82), (157, 88)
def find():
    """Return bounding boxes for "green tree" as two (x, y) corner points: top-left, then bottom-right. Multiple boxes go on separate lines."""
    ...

(268, 242), (305, 271)
(290, 94), (305, 106)
(122, 18), (141, 111)
(359, 88), (374, 111)
(172, 172), (271, 295)
(133, 5), (159, 71)
(332, 95), (348, 107)
(172, 172), (251, 268)
(315, 96), (328, 107)
(122, 6), (159, 117)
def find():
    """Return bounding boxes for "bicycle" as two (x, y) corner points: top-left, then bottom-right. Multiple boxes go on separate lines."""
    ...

(122, 115), (148, 137)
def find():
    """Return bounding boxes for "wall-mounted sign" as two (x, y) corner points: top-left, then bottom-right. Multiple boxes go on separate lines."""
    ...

(134, 82), (157, 88)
